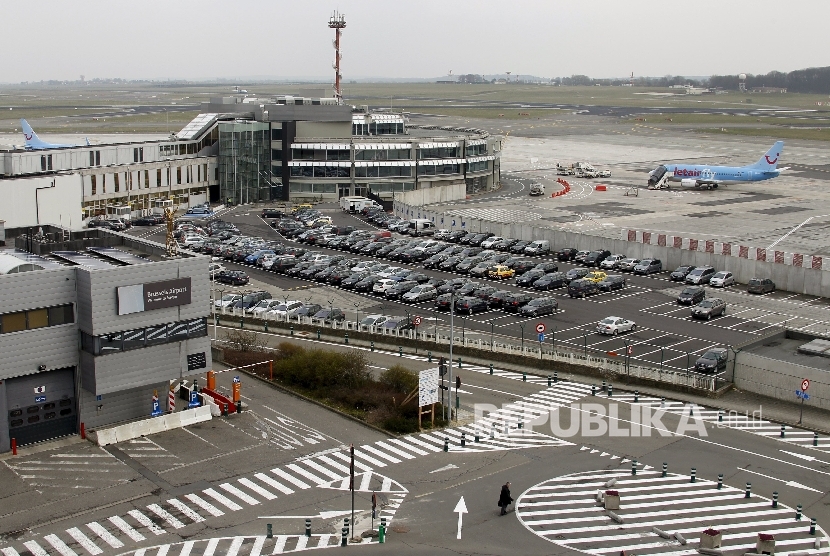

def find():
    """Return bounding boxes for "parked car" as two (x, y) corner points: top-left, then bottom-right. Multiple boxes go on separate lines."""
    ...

(574, 250), (591, 264)
(557, 247), (579, 261)
(596, 316), (636, 335)
(215, 270), (249, 285)
(359, 314), (389, 329)
(597, 275), (626, 291)
(402, 284), (438, 303)
(295, 303), (323, 318)
(709, 271), (735, 288)
(532, 261), (559, 273)
(565, 267), (590, 282)
(266, 300), (305, 319)
(383, 317), (415, 332)
(214, 293), (242, 309)
(455, 296), (490, 315)
(685, 266), (716, 285)
(675, 286), (705, 306)
(517, 269), (546, 287)
(694, 348), (728, 373)
(488, 265), (515, 280)
(487, 290), (514, 308)
(249, 299), (283, 317)
(599, 254), (626, 270)
(385, 280), (419, 300)
(510, 241), (531, 254)
(532, 272), (568, 291)
(568, 279), (599, 298)
(519, 297), (558, 317)
(583, 250), (612, 267)
(691, 298), (727, 320)
(747, 278), (776, 294)
(633, 258), (662, 275)
(502, 293), (533, 312)
(585, 270), (608, 283)
(670, 265), (696, 282)
(617, 258), (641, 272)
(312, 308), (345, 323)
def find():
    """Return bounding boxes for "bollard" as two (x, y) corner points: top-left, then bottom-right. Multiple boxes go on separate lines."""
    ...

(718, 410), (723, 422)
(662, 462), (668, 477)
(399, 346), (403, 357)
(634, 390), (639, 403)
(344, 517), (349, 533)
(796, 504), (803, 520)
(240, 318), (244, 328)
(290, 325), (294, 336)
(689, 404), (694, 416)
(379, 518), (387, 543)
(344, 333), (349, 344)
(80, 422), (86, 440)
(371, 341), (374, 352)
(632, 460), (637, 476)
(745, 482), (751, 498)
(341, 527), (348, 547)
(264, 321), (268, 333)
(11, 438), (16, 456)
(458, 357), (462, 368)
(475, 431), (480, 443)
(428, 351), (433, 363)
(717, 474), (723, 490)
(491, 424), (496, 439)
(504, 423), (509, 435)
(592, 385), (597, 396)
(772, 491), (779, 508)
(523, 371), (527, 382)
(489, 363), (493, 375)
(444, 437), (449, 452)
(608, 385), (613, 397)
(222, 403), (229, 417)
(661, 397), (665, 407)
(267, 523), (273, 539)
(554, 371), (558, 382)
(602, 380), (607, 391)
(781, 425), (785, 438)
(305, 518), (311, 537)
(236, 400), (242, 414)
(811, 517), (817, 535)
(317, 329), (321, 340)
(548, 375), (552, 387)
(815, 432), (819, 446)
(518, 419), (523, 429)
(461, 432), (466, 447)
(691, 467), (696, 483)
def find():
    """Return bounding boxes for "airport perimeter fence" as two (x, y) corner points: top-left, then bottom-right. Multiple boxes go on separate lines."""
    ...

(212, 308), (722, 394)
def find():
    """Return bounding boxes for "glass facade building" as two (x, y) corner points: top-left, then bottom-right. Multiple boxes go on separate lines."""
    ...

(218, 121), (279, 204)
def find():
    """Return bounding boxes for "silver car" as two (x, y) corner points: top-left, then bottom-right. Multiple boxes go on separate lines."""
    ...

(402, 284), (437, 303)
(617, 258), (640, 272)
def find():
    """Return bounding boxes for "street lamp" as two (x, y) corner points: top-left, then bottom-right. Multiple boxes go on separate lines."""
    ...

(353, 301), (360, 326)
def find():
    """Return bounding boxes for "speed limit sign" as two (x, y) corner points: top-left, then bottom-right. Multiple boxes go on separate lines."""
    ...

(801, 378), (810, 392)
(413, 315), (423, 326)
(535, 323), (546, 334)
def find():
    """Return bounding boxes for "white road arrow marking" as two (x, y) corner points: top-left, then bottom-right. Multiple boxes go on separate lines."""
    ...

(454, 496), (468, 540)
(430, 464), (459, 474)
(781, 450), (830, 465)
(739, 468), (822, 493)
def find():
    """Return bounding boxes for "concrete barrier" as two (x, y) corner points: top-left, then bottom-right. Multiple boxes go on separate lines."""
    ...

(92, 406), (213, 447)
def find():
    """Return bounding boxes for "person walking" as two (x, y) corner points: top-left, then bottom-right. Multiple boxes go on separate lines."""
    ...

(498, 482), (513, 515)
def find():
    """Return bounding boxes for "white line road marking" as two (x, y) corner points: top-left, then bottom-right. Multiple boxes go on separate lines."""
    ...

(128, 509), (166, 535)
(167, 498), (205, 523)
(21, 542), (48, 556)
(108, 516), (146, 542)
(219, 483), (260, 505)
(271, 467), (311, 489)
(86, 522), (124, 549)
(66, 528), (102, 555)
(254, 472), (295, 495)
(184, 493), (225, 517)
(147, 503), (186, 529)
(238, 478), (278, 500)
(202, 488), (243, 511)
(43, 535), (78, 556)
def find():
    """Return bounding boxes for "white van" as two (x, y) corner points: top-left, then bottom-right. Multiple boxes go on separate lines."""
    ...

(524, 239), (551, 255)
(353, 199), (382, 213)
(408, 218), (436, 236)
(339, 196), (366, 212)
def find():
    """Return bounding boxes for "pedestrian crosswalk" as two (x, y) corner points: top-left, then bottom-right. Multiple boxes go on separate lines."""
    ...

(115, 534), (346, 556)
(517, 469), (827, 556)
(609, 392), (830, 453)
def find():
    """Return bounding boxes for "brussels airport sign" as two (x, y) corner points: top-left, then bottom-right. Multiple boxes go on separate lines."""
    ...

(117, 277), (192, 315)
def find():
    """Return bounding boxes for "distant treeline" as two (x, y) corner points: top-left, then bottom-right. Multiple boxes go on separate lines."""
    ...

(708, 67), (830, 94)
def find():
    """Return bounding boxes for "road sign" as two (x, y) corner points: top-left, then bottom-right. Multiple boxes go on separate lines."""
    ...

(35, 395), (46, 403)
(796, 390), (810, 400)
(801, 378), (810, 392)
(33, 386), (46, 394)
(413, 315), (423, 326)
(535, 323), (546, 334)
(418, 368), (439, 406)
(627, 345), (633, 356)
(189, 389), (200, 408)
(233, 376), (241, 384)
(538, 333), (545, 342)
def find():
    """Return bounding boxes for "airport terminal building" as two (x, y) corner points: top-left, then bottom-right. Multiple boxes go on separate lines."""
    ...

(0, 95), (501, 231)
(0, 230), (211, 452)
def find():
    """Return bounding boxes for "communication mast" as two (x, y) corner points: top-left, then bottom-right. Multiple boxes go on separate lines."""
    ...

(739, 73), (747, 92)
(328, 11), (346, 103)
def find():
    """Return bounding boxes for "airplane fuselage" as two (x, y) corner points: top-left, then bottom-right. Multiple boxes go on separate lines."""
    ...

(664, 163), (780, 185)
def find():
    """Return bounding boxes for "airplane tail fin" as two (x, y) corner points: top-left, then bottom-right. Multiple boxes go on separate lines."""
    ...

(752, 141), (784, 170)
(85, 137), (90, 146)
(21, 119), (44, 148)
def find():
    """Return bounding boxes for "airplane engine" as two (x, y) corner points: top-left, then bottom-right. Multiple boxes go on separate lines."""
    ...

(680, 178), (698, 188)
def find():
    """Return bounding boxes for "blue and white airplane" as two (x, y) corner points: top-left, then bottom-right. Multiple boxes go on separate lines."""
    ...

(647, 141), (786, 190)
(20, 119), (90, 150)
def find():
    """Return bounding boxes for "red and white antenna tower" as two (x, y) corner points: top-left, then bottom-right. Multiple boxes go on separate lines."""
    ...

(328, 11), (346, 103)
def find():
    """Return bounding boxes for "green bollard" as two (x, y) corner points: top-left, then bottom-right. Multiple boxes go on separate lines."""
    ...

(662, 462), (667, 477)
(811, 517), (817, 535)
(608, 385), (613, 397)
(305, 518), (311, 537)
(523, 371), (527, 382)
(290, 325), (294, 336)
(428, 351), (432, 362)
(341, 527), (347, 547)
(444, 437), (449, 452)
(240, 318), (244, 328)
(458, 357), (462, 368)
(461, 432), (466, 447)
(634, 390), (639, 402)
(548, 375), (552, 387)
(490, 363), (494, 375)
(814, 432), (819, 446)
(267, 523), (273, 539)
(591, 384), (596, 396)
(632, 459), (637, 475)
(796, 504), (803, 520)
(745, 482), (751, 498)
(398, 346), (403, 357)
(344, 333), (349, 344)
(317, 329), (321, 340)
(371, 341), (374, 352)
(772, 491), (778, 508)
(691, 467), (696, 483)
(264, 321), (268, 333)
(379, 518), (386, 543)
(717, 474), (723, 489)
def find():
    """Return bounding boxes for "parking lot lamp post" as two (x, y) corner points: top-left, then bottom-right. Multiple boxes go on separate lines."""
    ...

(583, 333), (588, 357)
(686, 352), (691, 376)
(448, 292), (455, 421)
(353, 302), (360, 327)
(520, 323), (525, 352)
(490, 322), (494, 351)
(461, 316), (466, 346)
(551, 326), (556, 351)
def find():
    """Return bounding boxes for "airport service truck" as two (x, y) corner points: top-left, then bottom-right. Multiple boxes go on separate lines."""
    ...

(529, 183), (545, 196)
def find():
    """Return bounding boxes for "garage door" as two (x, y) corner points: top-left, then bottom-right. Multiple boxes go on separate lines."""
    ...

(7, 367), (76, 446)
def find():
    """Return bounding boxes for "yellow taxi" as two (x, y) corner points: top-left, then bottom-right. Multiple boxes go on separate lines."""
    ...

(291, 203), (313, 213)
(586, 270), (608, 283)
(488, 265), (515, 280)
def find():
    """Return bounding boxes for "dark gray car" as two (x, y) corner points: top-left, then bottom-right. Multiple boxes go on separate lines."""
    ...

(694, 348), (728, 373)
(691, 298), (727, 320)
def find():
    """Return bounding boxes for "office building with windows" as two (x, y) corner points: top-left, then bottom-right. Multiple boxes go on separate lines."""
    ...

(0, 229), (210, 452)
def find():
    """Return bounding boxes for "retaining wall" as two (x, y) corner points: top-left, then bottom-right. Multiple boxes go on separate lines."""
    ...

(734, 351), (830, 411)
(91, 405), (212, 446)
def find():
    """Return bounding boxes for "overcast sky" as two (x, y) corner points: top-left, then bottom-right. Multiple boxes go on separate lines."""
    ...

(3, 0), (827, 83)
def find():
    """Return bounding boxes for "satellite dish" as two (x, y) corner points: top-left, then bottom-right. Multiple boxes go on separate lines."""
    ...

(739, 73), (747, 80)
